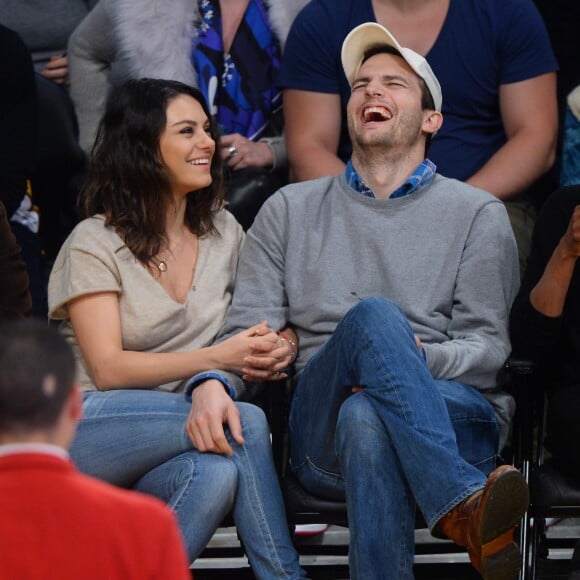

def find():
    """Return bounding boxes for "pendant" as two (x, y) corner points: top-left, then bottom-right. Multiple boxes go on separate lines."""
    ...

(157, 260), (168, 273)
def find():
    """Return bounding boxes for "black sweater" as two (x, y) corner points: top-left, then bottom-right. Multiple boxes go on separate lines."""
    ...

(510, 186), (580, 394)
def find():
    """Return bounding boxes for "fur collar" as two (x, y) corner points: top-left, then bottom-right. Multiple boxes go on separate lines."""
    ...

(110, 0), (309, 86)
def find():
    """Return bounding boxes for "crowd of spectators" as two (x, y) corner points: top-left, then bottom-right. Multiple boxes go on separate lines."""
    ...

(0, 1), (579, 578)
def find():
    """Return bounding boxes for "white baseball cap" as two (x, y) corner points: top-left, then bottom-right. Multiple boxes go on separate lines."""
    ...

(341, 22), (442, 112)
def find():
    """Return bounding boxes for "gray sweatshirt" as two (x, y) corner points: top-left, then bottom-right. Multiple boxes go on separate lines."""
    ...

(219, 172), (520, 444)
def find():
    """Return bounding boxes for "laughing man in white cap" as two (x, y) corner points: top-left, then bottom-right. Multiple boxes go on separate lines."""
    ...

(196, 23), (529, 580)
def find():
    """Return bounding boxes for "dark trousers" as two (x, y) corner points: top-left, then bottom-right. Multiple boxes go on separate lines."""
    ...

(546, 385), (580, 480)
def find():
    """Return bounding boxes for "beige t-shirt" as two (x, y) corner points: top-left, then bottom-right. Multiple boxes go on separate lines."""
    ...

(48, 211), (244, 392)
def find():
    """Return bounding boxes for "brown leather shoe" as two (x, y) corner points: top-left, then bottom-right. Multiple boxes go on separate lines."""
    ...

(435, 465), (529, 580)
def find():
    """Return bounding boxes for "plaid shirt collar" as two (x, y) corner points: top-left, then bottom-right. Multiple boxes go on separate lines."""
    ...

(345, 159), (437, 199)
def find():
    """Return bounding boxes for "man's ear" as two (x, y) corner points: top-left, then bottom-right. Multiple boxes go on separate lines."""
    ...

(422, 110), (443, 135)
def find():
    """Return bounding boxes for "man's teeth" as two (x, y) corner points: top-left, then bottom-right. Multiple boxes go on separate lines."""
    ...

(188, 159), (209, 165)
(363, 107), (393, 122)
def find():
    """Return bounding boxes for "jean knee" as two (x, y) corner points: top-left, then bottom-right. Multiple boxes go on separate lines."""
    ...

(236, 402), (269, 439)
(346, 296), (406, 331)
(336, 395), (396, 484)
(336, 395), (386, 456)
(139, 452), (238, 504)
(349, 295), (398, 318)
(206, 457), (238, 502)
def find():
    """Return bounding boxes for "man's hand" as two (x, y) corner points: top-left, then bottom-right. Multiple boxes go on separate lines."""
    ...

(415, 334), (424, 355)
(220, 133), (274, 170)
(214, 321), (279, 373)
(40, 54), (69, 85)
(186, 379), (244, 456)
(243, 332), (295, 382)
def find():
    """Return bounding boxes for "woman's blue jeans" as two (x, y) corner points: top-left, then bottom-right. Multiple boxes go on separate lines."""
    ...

(289, 297), (499, 580)
(70, 392), (305, 579)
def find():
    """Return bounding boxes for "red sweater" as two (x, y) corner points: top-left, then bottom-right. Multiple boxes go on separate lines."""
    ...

(0, 452), (191, 580)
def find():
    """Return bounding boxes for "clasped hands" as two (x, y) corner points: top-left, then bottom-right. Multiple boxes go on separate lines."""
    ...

(216, 320), (294, 381)
(186, 322), (294, 456)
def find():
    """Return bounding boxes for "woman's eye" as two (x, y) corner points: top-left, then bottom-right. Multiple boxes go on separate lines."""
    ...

(179, 127), (193, 135)
(204, 126), (211, 135)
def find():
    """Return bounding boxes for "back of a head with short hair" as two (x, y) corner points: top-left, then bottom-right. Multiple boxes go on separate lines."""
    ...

(0, 320), (75, 435)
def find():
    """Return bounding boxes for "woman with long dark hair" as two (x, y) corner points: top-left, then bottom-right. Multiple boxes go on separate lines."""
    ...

(48, 78), (305, 578)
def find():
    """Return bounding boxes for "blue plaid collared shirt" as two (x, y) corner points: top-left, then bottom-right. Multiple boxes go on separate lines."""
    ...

(345, 159), (437, 199)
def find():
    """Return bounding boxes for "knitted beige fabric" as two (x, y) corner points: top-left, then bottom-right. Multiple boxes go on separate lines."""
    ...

(48, 210), (244, 392)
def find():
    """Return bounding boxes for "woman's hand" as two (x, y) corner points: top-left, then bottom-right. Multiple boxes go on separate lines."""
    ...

(220, 133), (274, 170)
(559, 205), (580, 260)
(40, 54), (69, 85)
(186, 379), (243, 456)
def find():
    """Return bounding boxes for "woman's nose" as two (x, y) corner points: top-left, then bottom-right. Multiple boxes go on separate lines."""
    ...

(199, 132), (215, 151)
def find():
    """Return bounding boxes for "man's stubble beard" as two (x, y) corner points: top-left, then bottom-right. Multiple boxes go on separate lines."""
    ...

(349, 108), (424, 152)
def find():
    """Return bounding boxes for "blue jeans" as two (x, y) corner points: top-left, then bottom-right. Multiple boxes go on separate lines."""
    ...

(289, 298), (499, 580)
(71, 390), (305, 579)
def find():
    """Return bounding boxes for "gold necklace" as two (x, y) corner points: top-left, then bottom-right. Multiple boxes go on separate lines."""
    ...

(154, 230), (190, 273)
(156, 256), (168, 273)
(152, 246), (172, 273)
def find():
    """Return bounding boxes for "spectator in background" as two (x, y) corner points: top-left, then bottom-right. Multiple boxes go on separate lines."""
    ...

(0, 3), (90, 269)
(510, 186), (580, 483)
(280, 0), (558, 275)
(0, 0), (98, 85)
(66, 0), (309, 229)
(510, 185), (580, 579)
(0, 24), (45, 317)
(0, 319), (191, 580)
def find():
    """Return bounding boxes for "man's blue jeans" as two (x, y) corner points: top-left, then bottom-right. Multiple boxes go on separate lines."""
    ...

(70, 391), (305, 579)
(289, 298), (499, 580)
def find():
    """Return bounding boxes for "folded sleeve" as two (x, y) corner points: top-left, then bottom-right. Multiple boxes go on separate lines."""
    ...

(48, 219), (122, 320)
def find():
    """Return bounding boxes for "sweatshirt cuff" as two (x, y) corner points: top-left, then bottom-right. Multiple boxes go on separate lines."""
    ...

(422, 343), (443, 377)
(184, 371), (237, 401)
(260, 136), (287, 170)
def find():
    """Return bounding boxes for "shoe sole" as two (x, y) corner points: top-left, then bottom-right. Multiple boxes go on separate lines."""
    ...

(294, 524), (329, 537)
(477, 467), (529, 580)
